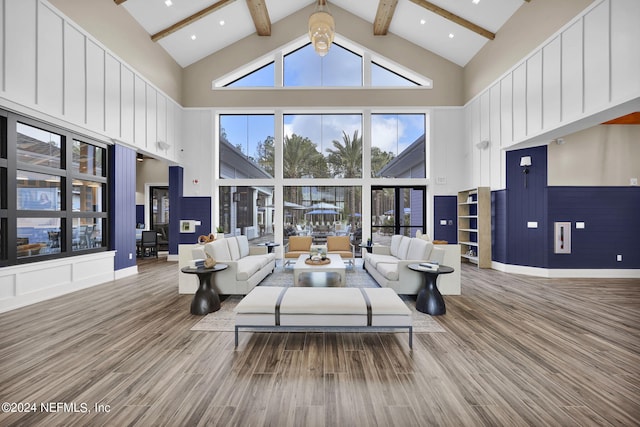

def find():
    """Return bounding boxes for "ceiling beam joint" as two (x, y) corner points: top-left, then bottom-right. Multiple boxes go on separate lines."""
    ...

(246, 0), (271, 36)
(373, 0), (399, 36)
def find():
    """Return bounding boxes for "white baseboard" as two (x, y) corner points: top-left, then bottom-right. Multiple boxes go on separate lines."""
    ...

(491, 262), (640, 278)
(115, 265), (138, 279)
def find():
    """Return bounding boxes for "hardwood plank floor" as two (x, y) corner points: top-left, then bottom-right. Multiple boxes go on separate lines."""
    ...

(0, 258), (638, 426)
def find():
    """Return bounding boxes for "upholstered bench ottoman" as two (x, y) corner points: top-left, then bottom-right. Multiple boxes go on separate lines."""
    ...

(234, 286), (413, 348)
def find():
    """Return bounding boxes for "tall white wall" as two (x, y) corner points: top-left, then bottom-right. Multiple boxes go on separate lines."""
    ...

(0, 0), (183, 162)
(465, 0), (640, 190)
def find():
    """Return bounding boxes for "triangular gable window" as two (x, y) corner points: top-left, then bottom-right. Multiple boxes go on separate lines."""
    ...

(215, 35), (431, 89)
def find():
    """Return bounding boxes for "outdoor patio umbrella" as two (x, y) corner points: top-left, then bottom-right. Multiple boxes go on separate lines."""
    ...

(309, 202), (342, 210)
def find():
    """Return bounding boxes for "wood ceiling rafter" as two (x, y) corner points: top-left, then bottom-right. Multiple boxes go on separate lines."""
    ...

(408, 0), (495, 40)
(373, 0), (399, 36)
(150, 0), (238, 43)
(246, 0), (271, 36)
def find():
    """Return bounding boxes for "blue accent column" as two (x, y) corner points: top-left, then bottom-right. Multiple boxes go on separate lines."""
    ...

(506, 146), (548, 267)
(109, 145), (137, 271)
(433, 196), (457, 243)
(168, 166), (184, 255)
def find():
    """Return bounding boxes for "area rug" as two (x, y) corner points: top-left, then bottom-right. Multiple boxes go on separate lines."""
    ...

(191, 297), (446, 334)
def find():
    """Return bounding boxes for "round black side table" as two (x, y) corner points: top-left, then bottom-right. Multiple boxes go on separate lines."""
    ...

(181, 264), (228, 315)
(408, 264), (454, 316)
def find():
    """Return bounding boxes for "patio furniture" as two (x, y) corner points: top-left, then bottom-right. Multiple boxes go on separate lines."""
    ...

(326, 235), (355, 267)
(283, 236), (312, 266)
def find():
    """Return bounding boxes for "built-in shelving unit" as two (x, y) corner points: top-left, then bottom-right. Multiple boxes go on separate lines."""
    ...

(457, 187), (491, 268)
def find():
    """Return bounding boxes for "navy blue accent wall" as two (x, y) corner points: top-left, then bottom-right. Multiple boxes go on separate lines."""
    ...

(109, 145), (137, 271)
(179, 197), (212, 244)
(135, 205), (144, 227)
(433, 196), (457, 243)
(492, 190), (508, 264)
(548, 187), (640, 268)
(168, 166), (183, 255)
(506, 146), (548, 267)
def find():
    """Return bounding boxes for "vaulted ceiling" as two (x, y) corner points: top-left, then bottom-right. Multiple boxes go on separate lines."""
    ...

(116, 0), (529, 68)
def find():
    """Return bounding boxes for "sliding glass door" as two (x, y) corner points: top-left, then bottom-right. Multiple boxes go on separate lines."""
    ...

(371, 186), (425, 245)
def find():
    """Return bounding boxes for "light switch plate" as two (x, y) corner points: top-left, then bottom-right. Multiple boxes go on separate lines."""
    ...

(440, 220), (447, 226)
(575, 222), (585, 229)
(527, 221), (538, 228)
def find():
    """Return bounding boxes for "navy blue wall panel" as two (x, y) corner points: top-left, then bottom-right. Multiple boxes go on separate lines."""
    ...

(492, 190), (508, 264)
(109, 145), (136, 271)
(135, 205), (144, 227)
(433, 196), (457, 243)
(506, 146), (548, 267)
(179, 197), (212, 244)
(168, 166), (183, 255)
(548, 187), (640, 269)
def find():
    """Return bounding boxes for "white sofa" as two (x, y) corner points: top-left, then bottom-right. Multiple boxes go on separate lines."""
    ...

(186, 236), (276, 295)
(363, 235), (446, 295)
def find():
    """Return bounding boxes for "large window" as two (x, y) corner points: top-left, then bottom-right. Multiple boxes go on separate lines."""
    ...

(284, 43), (362, 87)
(219, 114), (274, 179)
(371, 114), (426, 178)
(1, 111), (108, 266)
(217, 37), (431, 88)
(283, 114), (362, 179)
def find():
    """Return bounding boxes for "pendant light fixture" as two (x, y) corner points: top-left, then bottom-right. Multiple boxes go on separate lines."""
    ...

(308, 0), (335, 57)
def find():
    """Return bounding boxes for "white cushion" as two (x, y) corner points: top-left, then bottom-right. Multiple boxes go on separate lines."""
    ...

(234, 286), (283, 314)
(389, 235), (403, 257)
(376, 262), (399, 281)
(191, 246), (205, 260)
(235, 257), (261, 280)
(363, 288), (411, 315)
(205, 239), (231, 261)
(397, 236), (411, 260)
(366, 253), (399, 268)
(406, 238), (432, 260)
(227, 237), (241, 261)
(237, 235), (250, 258)
(281, 288), (366, 315)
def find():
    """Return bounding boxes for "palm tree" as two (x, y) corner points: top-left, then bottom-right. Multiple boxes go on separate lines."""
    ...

(283, 133), (327, 179)
(326, 130), (362, 179)
(325, 130), (362, 221)
(371, 146), (395, 177)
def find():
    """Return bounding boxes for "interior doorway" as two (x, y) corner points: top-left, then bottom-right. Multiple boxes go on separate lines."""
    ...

(371, 186), (425, 245)
(149, 186), (169, 251)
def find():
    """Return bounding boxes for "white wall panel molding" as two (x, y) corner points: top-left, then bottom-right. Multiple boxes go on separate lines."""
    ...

(0, 0), (182, 163)
(0, 252), (116, 313)
(5, 0), (37, 106)
(463, 0), (639, 190)
(37, 2), (64, 115)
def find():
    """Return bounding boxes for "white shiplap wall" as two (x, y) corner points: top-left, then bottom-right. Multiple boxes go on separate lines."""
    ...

(1, 0), (182, 161)
(466, 0), (640, 190)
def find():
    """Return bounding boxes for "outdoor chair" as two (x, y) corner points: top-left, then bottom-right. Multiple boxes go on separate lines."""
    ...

(283, 235), (312, 266)
(326, 235), (355, 267)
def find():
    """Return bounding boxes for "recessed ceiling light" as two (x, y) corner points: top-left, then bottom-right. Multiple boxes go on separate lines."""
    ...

(164, 0), (172, 6)
(219, 20), (225, 26)
(449, 33), (455, 38)
(472, 0), (480, 4)
(420, 19), (426, 25)
(190, 34), (197, 40)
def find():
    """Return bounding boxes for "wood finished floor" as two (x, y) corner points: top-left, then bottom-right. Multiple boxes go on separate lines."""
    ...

(0, 258), (639, 426)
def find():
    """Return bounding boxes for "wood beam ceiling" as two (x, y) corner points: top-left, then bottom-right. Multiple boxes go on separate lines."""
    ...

(150, 0), (238, 43)
(408, 0), (495, 40)
(246, 0), (271, 36)
(373, 0), (399, 36)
